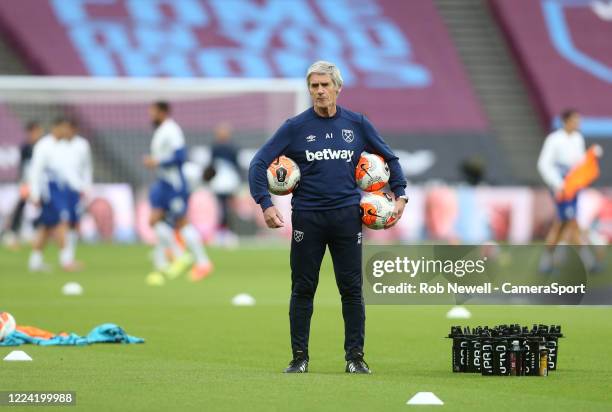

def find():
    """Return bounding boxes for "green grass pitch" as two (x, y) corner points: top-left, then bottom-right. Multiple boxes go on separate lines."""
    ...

(0, 244), (611, 411)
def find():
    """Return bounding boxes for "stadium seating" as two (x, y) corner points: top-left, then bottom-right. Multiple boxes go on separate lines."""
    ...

(491, 0), (612, 137)
(0, 0), (487, 135)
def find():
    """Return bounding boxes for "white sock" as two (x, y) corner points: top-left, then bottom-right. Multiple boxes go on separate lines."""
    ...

(539, 248), (553, 271)
(153, 244), (169, 271)
(180, 224), (209, 265)
(60, 247), (73, 267)
(154, 221), (182, 258)
(67, 229), (78, 261)
(29, 250), (43, 270)
(579, 246), (595, 269)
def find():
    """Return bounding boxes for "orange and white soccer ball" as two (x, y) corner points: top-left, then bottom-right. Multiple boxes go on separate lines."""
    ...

(360, 191), (396, 230)
(267, 156), (300, 195)
(356, 152), (390, 192)
(0, 312), (16, 341)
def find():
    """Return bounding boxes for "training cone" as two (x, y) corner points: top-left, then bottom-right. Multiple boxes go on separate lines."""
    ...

(231, 293), (256, 306)
(62, 282), (83, 296)
(446, 306), (471, 319)
(3, 350), (32, 361)
(407, 392), (444, 406)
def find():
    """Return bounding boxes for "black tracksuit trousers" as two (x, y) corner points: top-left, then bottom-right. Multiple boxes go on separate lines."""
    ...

(289, 205), (364, 360)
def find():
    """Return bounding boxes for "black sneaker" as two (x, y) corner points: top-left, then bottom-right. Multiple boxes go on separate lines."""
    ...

(346, 352), (372, 374)
(284, 351), (308, 373)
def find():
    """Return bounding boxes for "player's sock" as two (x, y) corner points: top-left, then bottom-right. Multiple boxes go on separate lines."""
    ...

(60, 246), (73, 267)
(28, 250), (44, 271)
(579, 246), (596, 271)
(538, 248), (554, 273)
(180, 224), (209, 265)
(156, 222), (190, 278)
(67, 229), (78, 262)
(153, 221), (182, 258)
(153, 244), (169, 271)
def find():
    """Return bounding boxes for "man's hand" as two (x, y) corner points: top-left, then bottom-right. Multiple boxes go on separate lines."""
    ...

(143, 155), (158, 169)
(263, 206), (284, 229)
(385, 196), (408, 229)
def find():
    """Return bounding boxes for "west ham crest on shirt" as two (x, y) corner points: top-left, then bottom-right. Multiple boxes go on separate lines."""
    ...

(342, 129), (354, 143)
(293, 230), (304, 243)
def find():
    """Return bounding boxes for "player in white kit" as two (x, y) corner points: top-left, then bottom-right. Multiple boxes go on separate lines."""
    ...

(537, 109), (595, 272)
(61, 120), (93, 267)
(143, 101), (213, 282)
(27, 118), (79, 272)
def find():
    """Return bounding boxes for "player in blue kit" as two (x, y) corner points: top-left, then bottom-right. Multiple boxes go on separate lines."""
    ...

(28, 118), (77, 272)
(248, 61), (408, 374)
(144, 101), (213, 282)
(61, 120), (93, 269)
(537, 109), (598, 272)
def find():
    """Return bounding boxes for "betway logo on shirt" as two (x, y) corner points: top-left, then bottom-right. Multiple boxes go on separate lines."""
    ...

(305, 149), (354, 162)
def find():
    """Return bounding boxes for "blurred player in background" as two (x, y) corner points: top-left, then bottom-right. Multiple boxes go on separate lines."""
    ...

(249, 61), (407, 374)
(143, 101), (213, 282)
(2, 121), (44, 249)
(60, 120), (93, 268)
(537, 109), (598, 272)
(207, 122), (241, 247)
(27, 118), (79, 271)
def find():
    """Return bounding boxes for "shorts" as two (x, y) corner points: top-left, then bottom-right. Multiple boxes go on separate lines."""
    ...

(556, 196), (578, 222)
(65, 188), (83, 225)
(149, 179), (189, 224)
(34, 182), (70, 227)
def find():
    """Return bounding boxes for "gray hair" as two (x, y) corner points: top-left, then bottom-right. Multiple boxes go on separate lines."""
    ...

(306, 60), (343, 90)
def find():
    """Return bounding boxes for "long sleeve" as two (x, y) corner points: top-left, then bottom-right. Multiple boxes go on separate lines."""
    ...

(152, 121), (185, 166)
(361, 115), (407, 197)
(159, 147), (187, 168)
(82, 141), (93, 192)
(19, 144), (31, 181)
(248, 120), (292, 211)
(28, 141), (47, 203)
(537, 137), (563, 191)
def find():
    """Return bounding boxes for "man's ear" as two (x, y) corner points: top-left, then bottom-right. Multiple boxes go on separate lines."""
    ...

(336, 87), (342, 96)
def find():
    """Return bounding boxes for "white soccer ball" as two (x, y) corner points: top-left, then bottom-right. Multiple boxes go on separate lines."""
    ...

(267, 156), (300, 195)
(0, 312), (16, 341)
(360, 191), (396, 230)
(356, 152), (390, 192)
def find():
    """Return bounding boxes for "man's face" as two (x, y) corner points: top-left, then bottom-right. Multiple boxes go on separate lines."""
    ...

(29, 125), (44, 142)
(149, 105), (165, 128)
(308, 73), (339, 111)
(215, 123), (232, 143)
(67, 125), (77, 139)
(52, 122), (70, 139)
(564, 113), (581, 132)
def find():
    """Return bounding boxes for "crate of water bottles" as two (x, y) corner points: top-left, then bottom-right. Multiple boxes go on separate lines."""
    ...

(447, 324), (563, 376)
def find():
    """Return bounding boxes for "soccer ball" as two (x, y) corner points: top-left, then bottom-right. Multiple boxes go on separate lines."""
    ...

(267, 156), (300, 195)
(356, 152), (389, 192)
(360, 191), (396, 230)
(0, 312), (16, 341)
